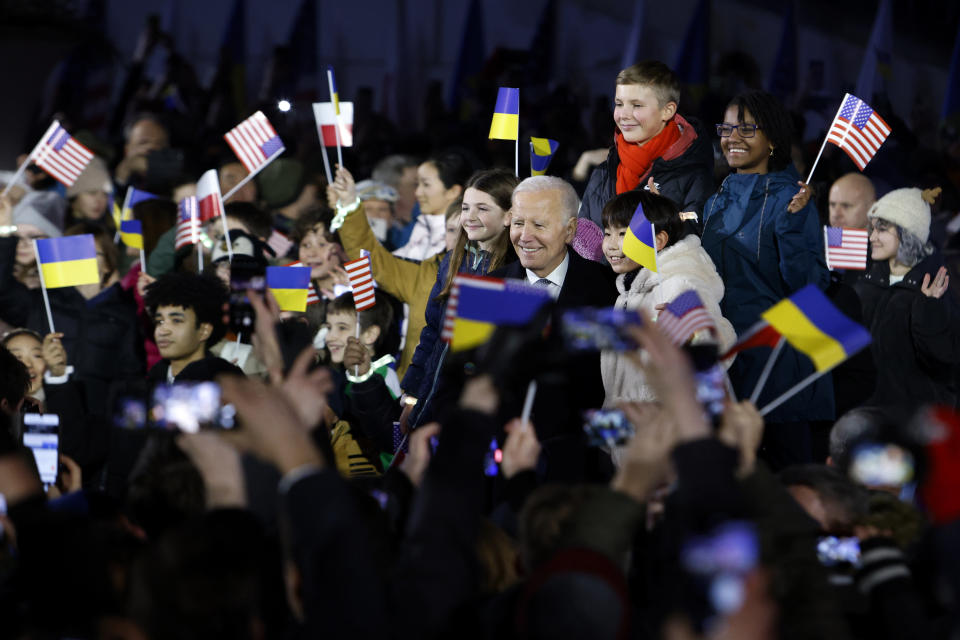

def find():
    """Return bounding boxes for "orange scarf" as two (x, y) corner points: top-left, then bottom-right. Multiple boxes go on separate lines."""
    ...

(615, 119), (682, 194)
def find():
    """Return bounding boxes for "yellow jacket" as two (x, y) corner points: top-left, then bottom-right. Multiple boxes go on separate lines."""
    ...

(337, 203), (443, 380)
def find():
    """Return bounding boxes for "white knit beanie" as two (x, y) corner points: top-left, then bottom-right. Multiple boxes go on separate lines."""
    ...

(867, 187), (939, 244)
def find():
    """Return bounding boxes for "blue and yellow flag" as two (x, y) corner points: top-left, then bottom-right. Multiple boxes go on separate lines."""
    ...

(622, 201), (657, 273)
(327, 65), (340, 115)
(761, 284), (871, 372)
(120, 219), (144, 250)
(267, 266), (312, 312)
(447, 276), (552, 351)
(530, 137), (558, 176)
(36, 235), (99, 289)
(488, 87), (519, 140)
(116, 187), (159, 228)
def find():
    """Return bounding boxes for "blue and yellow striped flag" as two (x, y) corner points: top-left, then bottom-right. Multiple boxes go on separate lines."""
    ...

(489, 87), (519, 140)
(327, 65), (340, 115)
(36, 235), (99, 289)
(119, 219), (144, 249)
(622, 201), (657, 273)
(267, 266), (312, 312)
(530, 137), (559, 176)
(761, 284), (871, 372)
(445, 275), (552, 352)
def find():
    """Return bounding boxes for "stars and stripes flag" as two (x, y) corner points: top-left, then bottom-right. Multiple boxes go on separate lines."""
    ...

(441, 279), (460, 343)
(224, 111), (286, 176)
(344, 255), (376, 310)
(285, 261), (320, 305)
(656, 290), (715, 346)
(175, 196), (201, 250)
(825, 93), (891, 171)
(30, 121), (94, 187)
(824, 226), (869, 270)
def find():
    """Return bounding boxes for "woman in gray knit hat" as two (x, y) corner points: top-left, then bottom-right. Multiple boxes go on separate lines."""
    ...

(854, 187), (959, 409)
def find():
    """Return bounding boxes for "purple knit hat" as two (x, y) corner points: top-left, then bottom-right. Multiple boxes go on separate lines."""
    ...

(571, 218), (605, 263)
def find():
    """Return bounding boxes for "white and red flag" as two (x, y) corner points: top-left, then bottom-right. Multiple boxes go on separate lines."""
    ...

(312, 101), (354, 147)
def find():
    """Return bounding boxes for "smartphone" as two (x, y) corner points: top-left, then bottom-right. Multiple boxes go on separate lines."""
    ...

(686, 343), (728, 425)
(22, 413), (60, 491)
(112, 395), (149, 430)
(561, 308), (642, 352)
(483, 436), (502, 477)
(229, 260), (266, 337)
(150, 382), (236, 433)
(848, 442), (914, 488)
(817, 536), (861, 567)
(582, 409), (635, 448)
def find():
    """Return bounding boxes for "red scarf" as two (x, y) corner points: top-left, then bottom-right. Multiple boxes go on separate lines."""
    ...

(615, 119), (682, 194)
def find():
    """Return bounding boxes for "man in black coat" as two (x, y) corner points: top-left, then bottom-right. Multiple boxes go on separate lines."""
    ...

(491, 176), (618, 481)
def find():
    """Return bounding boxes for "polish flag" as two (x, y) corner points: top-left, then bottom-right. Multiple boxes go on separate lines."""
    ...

(312, 101), (354, 147)
(196, 169), (224, 222)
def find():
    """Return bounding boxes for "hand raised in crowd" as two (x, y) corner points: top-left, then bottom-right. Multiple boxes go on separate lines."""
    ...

(136, 271), (156, 300)
(0, 193), (12, 226)
(343, 337), (371, 376)
(921, 266), (949, 298)
(459, 374), (499, 416)
(718, 400), (765, 476)
(400, 422), (440, 488)
(572, 148), (608, 182)
(41, 332), (68, 377)
(176, 431), (246, 509)
(330, 165), (358, 207)
(47, 454), (82, 499)
(249, 287), (284, 381)
(500, 418), (542, 479)
(613, 402), (677, 503)
(277, 346), (334, 431)
(646, 176), (661, 195)
(787, 181), (814, 213)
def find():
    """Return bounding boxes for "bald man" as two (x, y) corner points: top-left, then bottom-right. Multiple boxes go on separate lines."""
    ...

(828, 173), (876, 229)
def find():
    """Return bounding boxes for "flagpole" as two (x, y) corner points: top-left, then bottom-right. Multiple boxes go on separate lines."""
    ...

(222, 148), (284, 202)
(1, 123), (55, 197)
(32, 240), (56, 334)
(805, 95), (848, 184)
(221, 211), (234, 262)
(822, 226), (831, 271)
(759, 370), (823, 416)
(320, 144), (333, 185)
(115, 187), (132, 244)
(749, 336), (785, 404)
(514, 138), (519, 178)
(520, 379), (537, 431)
(139, 248), (147, 274)
(354, 322), (361, 377)
(326, 69), (344, 169)
(197, 241), (204, 273)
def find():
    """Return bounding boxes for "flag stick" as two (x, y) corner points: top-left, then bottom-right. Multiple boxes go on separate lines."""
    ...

(326, 69), (344, 169)
(759, 370), (823, 416)
(805, 96), (847, 184)
(514, 138), (519, 178)
(197, 241), (204, 273)
(823, 226), (831, 271)
(724, 371), (738, 401)
(115, 187), (133, 244)
(220, 212), (234, 263)
(1, 123), (55, 197)
(222, 148), (284, 202)
(139, 248), (147, 274)
(319, 144), (333, 185)
(520, 379), (537, 431)
(750, 336), (785, 404)
(32, 240), (56, 333)
(354, 322), (361, 376)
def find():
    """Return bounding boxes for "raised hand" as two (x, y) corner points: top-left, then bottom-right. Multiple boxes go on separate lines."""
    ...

(176, 431), (246, 509)
(921, 266), (949, 299)
(718, 400), (765, 476)
(501, 418), (542, 479)
(343, 337), (371, 377)
(400, 422), (440, 487)
(787, 181), (813, 213)
(41, 333), (68, 377)
(331, 165), (357, 207)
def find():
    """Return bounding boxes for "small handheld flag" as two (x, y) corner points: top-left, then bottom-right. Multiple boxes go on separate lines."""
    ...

(448, 275), (553, 351)
(825, 94), (890, 171)
(29, 122), (95, 188)
(327, 66), (340, 115)
(175, 196), (202, 250)
(622, 201), (658, 273)
(35, 235), (100, 289)
(266, 266), (312, 312)
(119, 219), (144, 250)
(224, 111), (285, 176)
(312, 102), (354, 147)
(285, 262), (320, 305)
(489, 87), (520, 140)
(656, 290), (715, 346)
(824, 226), (869, 271)
(530, 137), (559, 176)
(197, 170), (225, 222)
(344, 256), (376, 310)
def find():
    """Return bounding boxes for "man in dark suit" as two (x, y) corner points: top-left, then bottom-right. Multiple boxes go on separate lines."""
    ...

(492, 176), (618, 481)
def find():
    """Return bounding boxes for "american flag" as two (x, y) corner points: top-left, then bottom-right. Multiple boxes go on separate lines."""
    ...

(656, 290), (715, 346)
(824, 226), (869, 270)
(825, 94), (891, 171)
(175, 196), (201, 250)
(266, 229), (294, 258)
(285, 261), (320, 305)
(30, 121), (94, 187)
(224, 111), (286, 175)
(344, 256), (376, 310)
(441, 279), (461, 343)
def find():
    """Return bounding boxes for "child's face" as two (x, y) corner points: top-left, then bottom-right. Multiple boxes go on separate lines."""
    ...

(461, 187), (509, 248)
(324, 311), (357, 364)
(299, 224), (340, 280)
(602, 224), (640, 274)
(5, 334), (45, 394)
(614, 84), (674, 146)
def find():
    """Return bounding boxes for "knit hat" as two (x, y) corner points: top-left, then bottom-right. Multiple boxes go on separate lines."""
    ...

(572, 217), (605, 263)
(867, 187), (940, 245)
(258, 158), (305, 210)
(66, 156), (112, 198)
(356, 180), (398, 203)
(12, 191), (66, 238)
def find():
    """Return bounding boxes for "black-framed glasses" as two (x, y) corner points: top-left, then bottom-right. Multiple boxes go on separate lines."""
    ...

(716, 123), (762, 138)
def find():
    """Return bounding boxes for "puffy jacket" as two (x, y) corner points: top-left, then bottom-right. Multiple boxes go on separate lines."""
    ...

(578, 114), (715, 228)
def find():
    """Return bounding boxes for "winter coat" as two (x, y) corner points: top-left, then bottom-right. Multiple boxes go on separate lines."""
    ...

(578, 114), (715, 228)
(600, 235), (737, 406)
(701, 166), (834, 423)
(853, 252), (960, 409)
(392, 212), (447, 261)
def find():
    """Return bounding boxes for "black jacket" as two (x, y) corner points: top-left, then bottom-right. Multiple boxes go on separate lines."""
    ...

(854, 252), (960, 409)
(578, 115), (715, 230)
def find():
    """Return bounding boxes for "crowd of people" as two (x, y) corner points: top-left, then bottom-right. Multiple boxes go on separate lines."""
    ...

(0, 48), (959, 640)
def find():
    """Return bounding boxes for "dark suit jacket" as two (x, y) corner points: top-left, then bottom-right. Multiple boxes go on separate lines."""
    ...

(492, 248), (618, 482)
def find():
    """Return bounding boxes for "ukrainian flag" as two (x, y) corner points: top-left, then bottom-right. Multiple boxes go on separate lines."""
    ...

(120, 219), (144, 249)
(117, 187), (159, 227)
(622, 201), (657, 273)
(530, 137), (558, 176)
(761, 284), (871, 372)
(36, 235), (99, 289)
(451, 276), (552, 351)
(327, 65), (340, 115)
(489, 87), (519, 140)
(267, 266), (312, 312)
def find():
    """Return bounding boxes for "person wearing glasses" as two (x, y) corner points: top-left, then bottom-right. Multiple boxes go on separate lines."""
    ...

(701, 90), (829, 471)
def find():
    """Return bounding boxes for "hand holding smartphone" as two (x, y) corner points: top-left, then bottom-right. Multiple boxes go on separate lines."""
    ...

(22, 413), (59, 491)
